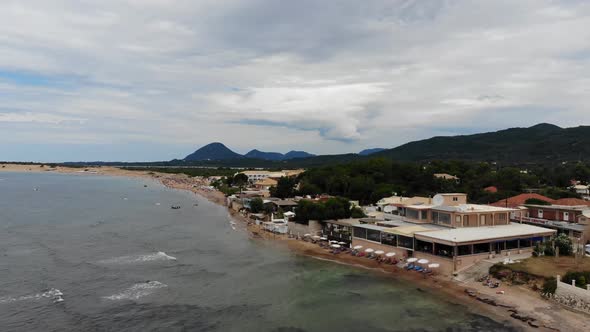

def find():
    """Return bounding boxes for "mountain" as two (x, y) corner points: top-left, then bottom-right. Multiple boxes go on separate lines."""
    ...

(373, 123), (590, 164)
(244, 149), (285, 161)
(184, 142), (243, 161)
(359, 148), (386, 156)
(284, 151), (316, 159)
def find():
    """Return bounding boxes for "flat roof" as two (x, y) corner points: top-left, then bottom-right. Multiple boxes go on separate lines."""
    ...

(353, 224), (391, 232)
(405, 204), (434, 210)
(415, 223), (556, 245)
(382, 225), (434, 237)
(434, 204), (516, 213)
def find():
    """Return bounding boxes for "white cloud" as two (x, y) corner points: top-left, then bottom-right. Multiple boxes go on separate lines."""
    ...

(0, 0), (590, 160)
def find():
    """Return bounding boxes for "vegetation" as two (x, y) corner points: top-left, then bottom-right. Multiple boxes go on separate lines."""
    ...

(490, 256), (590, 279)
(123, 167), (237, 178)
(297, 158), (585, 205)
(562, 271), (590, 289)
(270, 177), (297, 199)
(249, 198), (264, 213)
(373, 123), (590, 164)
(293, 197), (363, 224)
(554, 233), (574, 256)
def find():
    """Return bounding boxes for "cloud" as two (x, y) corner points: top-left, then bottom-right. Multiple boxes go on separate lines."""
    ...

(0, 0), (590, 161)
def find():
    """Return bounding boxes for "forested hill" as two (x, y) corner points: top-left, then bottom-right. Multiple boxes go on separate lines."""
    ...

(373, 124), (590, 164)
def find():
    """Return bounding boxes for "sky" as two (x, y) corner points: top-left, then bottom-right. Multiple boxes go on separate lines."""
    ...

(1, 0), (590, 162)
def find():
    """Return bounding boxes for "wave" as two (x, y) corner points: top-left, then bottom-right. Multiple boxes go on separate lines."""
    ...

(0, 288), (64, 305)
(97, 251), (177, 264)
(103, 281), (167, 301)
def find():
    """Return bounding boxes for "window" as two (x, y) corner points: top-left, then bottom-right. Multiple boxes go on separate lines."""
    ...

(506, 240), (518, 250)
(473, 243), (490, 254)
(397, 235), (414, 249)
(538, 209), (543, 219)
(353, 227), (366, 239)
(453, 197), (458, 202)
(498, 213), (507, 222)
(458, 245), (472, 256)
(421, 211), (428, 220)
(366, 229), (381, 242)
(381, 233), (397, 246)
(406, 209), (419, 220)
(432, 212), (451, 226)
(563, 212), (569, 221)
(415, 240), (433, 253)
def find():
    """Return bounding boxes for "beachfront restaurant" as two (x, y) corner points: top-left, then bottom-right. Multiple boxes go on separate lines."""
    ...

(321, 219), (359, 247)
(351, 224), (435, 259)
(413, 223), (556, 274)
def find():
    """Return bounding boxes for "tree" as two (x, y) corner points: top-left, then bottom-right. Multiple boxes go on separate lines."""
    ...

(554, 233), (573, 256)
(233, 173), (249, 188)
(270, 177), (297, 199)
(249, 198), (263, 213)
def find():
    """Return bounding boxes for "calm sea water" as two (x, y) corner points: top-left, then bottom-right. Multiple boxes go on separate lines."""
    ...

(0, 172), (517, 332)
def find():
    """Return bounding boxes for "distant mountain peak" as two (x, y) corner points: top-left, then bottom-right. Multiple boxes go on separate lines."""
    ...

(359, 148), (386, 156)
(529, 123), (562, 131)
(184, 142), (242, 161)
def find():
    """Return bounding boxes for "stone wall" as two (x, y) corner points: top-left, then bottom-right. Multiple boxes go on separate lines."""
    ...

(552, 275), (590, 313)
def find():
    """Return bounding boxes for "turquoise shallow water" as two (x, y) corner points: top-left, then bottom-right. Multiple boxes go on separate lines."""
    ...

(0, 172), (517, 331)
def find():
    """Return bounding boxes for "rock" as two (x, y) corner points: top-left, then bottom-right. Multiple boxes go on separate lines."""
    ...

(528, 321), (540, 328)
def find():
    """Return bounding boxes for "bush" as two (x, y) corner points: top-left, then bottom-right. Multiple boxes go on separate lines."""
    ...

(563, 271), (590, 289)
(543, 277), (557, 294)
(249, 198), (264, 213)
(544, 245), (555, 256)
(554, 233), (573, 256)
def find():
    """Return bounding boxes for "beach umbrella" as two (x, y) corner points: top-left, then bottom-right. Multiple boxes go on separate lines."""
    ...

(304, 234), (311, 237)
(353, 245), (363, 250)
(417, 259), (429, 265)
(406, 258), (418, 263)
(331, 244), (341, 248)
(312, 235), (321, 240)
(365, 248), (375, 253)
(329, 240), (338, 244)
(386, 252), (396, 257)
(338, 242), (347, 245)
(374, 250), (385, 255)
(320, 237), (328, 241)
(428, 263), (440, 269)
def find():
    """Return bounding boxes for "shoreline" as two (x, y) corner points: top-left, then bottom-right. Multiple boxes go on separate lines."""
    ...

(3, 164), (588, 331)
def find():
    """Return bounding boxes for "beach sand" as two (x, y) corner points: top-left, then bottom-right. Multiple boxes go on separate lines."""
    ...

(3, 163), (588, 331)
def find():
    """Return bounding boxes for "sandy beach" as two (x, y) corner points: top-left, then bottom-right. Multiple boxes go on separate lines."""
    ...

(2, 163), (588, 331)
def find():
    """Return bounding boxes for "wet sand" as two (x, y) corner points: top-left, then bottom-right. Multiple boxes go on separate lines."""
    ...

(3, 163), (588, 331)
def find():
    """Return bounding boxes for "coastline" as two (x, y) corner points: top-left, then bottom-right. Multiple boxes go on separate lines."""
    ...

(2, 164), (588, 331)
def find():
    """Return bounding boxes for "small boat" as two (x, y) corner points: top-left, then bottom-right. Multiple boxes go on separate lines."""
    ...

(171, 205), (181, 209)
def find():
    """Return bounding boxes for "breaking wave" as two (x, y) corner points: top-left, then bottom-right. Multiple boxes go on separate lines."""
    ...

(103, 281), (167, 301)
(0, 288), (64, 304)
(97, 252), (177, 264)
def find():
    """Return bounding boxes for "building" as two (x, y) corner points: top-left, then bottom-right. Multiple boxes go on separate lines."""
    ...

(344, 193), (555, 275)
(238, 169), (305, 183)
(572, 184), (590, 198)
(253, 178), (277, 190)
(376, 195), (431, 212)
(490, 193), (555, 208)
(434, 173), (460, 181)
(517, 203), (589, 240)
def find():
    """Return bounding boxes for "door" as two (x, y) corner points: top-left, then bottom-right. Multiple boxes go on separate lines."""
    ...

(563, 212), (569, 221)
(538, 209), (543, 219)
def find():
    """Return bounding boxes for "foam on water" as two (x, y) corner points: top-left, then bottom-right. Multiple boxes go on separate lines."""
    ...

(103, 281), (167, 301)
(97, 251), (177, 264)
(0, 288), (64, 305)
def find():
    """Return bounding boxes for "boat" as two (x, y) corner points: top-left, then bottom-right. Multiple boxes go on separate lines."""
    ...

(171, 205), (181, 209)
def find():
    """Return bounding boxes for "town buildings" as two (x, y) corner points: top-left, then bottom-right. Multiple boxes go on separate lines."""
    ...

(347, 193), (555, 275)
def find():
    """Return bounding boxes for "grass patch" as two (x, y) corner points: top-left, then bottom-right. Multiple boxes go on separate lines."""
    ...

(497, 256), (590, 278)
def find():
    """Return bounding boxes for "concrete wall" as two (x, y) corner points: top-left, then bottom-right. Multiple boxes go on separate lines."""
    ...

(554, 275), (590, 313)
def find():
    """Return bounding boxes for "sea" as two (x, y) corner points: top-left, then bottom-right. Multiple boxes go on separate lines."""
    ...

(0, 172), (518, 331)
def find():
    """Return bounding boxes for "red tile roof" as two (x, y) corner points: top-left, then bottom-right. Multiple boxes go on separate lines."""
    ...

(553, 198), (590, 206)
(490, 193), (555, 208)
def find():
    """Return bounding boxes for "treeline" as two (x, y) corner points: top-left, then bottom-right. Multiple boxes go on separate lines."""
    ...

(293, 197), (365, 224)
(296, 159), (589, 205)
